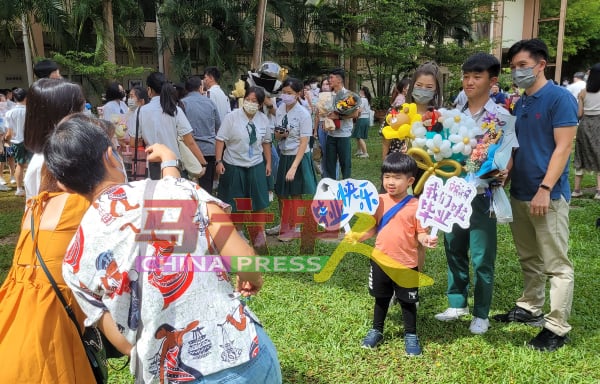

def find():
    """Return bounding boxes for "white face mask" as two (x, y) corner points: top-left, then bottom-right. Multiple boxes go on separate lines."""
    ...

(243, 100), (259, 115)
(310, 83), (318, 90)
(127, 98), (137, 109)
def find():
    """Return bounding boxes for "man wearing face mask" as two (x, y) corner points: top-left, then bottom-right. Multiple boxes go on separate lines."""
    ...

(435, 53), (518, 336)
(493, 39), (577, 352)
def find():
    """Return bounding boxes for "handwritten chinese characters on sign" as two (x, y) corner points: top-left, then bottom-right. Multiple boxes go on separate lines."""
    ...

(417, 176), (476, 234)
(312, 178), (379, 231)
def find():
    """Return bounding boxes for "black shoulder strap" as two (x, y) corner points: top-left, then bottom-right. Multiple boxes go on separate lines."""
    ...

(31, 212), (83, 337)
(133, 106), (143, 179)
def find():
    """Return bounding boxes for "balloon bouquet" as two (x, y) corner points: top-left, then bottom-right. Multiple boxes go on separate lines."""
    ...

(381, 104), (512, 195)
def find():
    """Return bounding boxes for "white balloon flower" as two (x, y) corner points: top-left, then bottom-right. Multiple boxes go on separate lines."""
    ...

(449, 126), (478, 156)
(426, 134), (453, 161)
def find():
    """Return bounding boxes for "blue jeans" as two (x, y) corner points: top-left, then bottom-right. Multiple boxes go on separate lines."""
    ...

(195, 325), (282, 383)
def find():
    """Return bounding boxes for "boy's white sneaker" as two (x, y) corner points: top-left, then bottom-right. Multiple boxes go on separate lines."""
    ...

(434, 307), (469, 321)
(470, 317), (490, 334)
(14, 188), (25, 196)
(265, 224), (281, 236)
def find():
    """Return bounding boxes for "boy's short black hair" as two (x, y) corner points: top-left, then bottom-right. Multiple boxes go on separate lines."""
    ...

(506, 38), (549, 63)
(381, 152), (417, 178)
(204, 66), (221, 81)
(329, 68), (345, 82)
(462, 53), (501, 78)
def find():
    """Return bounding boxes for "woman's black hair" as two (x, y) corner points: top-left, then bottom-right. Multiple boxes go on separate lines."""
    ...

(586, 63), (600, 93)
(44, 114), (114, 195)
(131, 85), (149, 104)
(245, 86), (266, 106)
(406, 62), (443, 108)
(381, 152), (417, 177)
(105, 82), (124, 102)
(281, 77), (303, 93)
(390, 78), (411, 105)
(146, 72), (177, 116)
(12, 88), (27, 102)
(361, 86), (372, 104)
(24, 78), (85, 153)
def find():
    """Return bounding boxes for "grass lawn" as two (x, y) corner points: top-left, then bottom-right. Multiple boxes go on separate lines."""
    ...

(1, 129), (600, 383)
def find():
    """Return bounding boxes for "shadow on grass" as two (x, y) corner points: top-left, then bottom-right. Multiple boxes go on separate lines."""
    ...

(280, 366), (326, 384)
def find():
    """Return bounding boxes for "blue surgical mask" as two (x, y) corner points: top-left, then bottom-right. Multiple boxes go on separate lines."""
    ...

(411, 87), (435, 104)
(512, 66), (537, 89)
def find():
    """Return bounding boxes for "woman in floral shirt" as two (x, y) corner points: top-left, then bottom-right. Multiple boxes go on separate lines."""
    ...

(45, 115), (281, 384)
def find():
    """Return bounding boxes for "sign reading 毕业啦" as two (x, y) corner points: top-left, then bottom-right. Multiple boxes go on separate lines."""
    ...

(417, 176), (476, 236)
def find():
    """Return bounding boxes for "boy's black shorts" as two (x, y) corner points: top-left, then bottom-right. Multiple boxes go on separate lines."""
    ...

(368, 259), (419, 303)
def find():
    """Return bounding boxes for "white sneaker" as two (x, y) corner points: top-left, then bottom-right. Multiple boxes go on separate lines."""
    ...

(470, 317), (490, 334)
(265, 224), (281, 236)
(14, 188), (25, 196)
(0, 178), (6, 185)
(9, 177), (16, 184)
(434, 307), (469, 321)
(0, 184), (10, 191)
(354, 151), (363, 157)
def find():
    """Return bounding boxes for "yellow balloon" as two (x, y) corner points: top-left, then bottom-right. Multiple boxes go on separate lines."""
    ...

(406, 147), (463, 195)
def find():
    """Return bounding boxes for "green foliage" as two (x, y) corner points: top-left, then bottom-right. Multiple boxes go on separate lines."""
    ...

(357, 0), (424, 98)
(52, 51), (147, 79)
(538, 0), (600, 64)
(157, 0), (255, 81)
(50, 51), (149, 101)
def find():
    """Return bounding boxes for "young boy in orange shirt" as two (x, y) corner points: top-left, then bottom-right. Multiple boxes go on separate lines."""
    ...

(349, 152), (437, 355)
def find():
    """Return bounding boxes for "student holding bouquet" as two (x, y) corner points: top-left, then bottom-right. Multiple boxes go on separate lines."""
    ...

(434, 53), (518, 335)
(325, 68), (360, 180)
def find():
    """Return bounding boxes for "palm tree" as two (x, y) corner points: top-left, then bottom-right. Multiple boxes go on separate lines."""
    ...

(157, 0), (255, 80)
(0, 0), (66, 84)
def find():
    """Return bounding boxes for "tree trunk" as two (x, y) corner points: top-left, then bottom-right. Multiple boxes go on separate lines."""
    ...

(21, 15), (33, 85)
(103, 0), (116, 64)
(251, 0), (267, 70)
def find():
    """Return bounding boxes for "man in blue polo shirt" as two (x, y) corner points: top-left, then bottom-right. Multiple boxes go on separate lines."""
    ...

(494, 39), (577, 352)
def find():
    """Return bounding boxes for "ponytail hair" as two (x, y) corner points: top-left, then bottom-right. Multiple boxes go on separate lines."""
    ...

(146, 72), (177, 116)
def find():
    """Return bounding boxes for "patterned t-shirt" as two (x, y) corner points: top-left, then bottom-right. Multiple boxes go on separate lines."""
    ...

(63, 177), (260, 383)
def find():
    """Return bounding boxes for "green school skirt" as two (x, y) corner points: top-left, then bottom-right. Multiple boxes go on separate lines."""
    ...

(218, 161), (270, 212)
(275, 152), (318, 197)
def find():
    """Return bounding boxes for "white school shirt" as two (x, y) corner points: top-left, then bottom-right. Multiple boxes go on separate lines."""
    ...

(5, 104), (26, 143)
(207, 85), (232, 122)
(127, 96), (193, 158)
(216, 108), (272, 167)
(275, 102), (312, 155)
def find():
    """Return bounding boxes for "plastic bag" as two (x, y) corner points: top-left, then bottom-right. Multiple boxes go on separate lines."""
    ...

(492, 186), (512, 223)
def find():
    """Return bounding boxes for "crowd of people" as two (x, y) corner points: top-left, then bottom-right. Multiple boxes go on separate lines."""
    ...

(0, 37), (595, 382)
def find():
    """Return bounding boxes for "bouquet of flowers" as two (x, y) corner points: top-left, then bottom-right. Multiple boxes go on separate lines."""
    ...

(109, 114), (128, 139)
(316, 92), (336, 131)
(334, 91), (361, 116)
(464, 112), (504, 178)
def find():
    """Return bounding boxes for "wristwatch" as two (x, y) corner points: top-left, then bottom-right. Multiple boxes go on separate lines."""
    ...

(161, 159), (181, 171)
(539, 183), (552, 191)
(216, 159), (223, 165)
